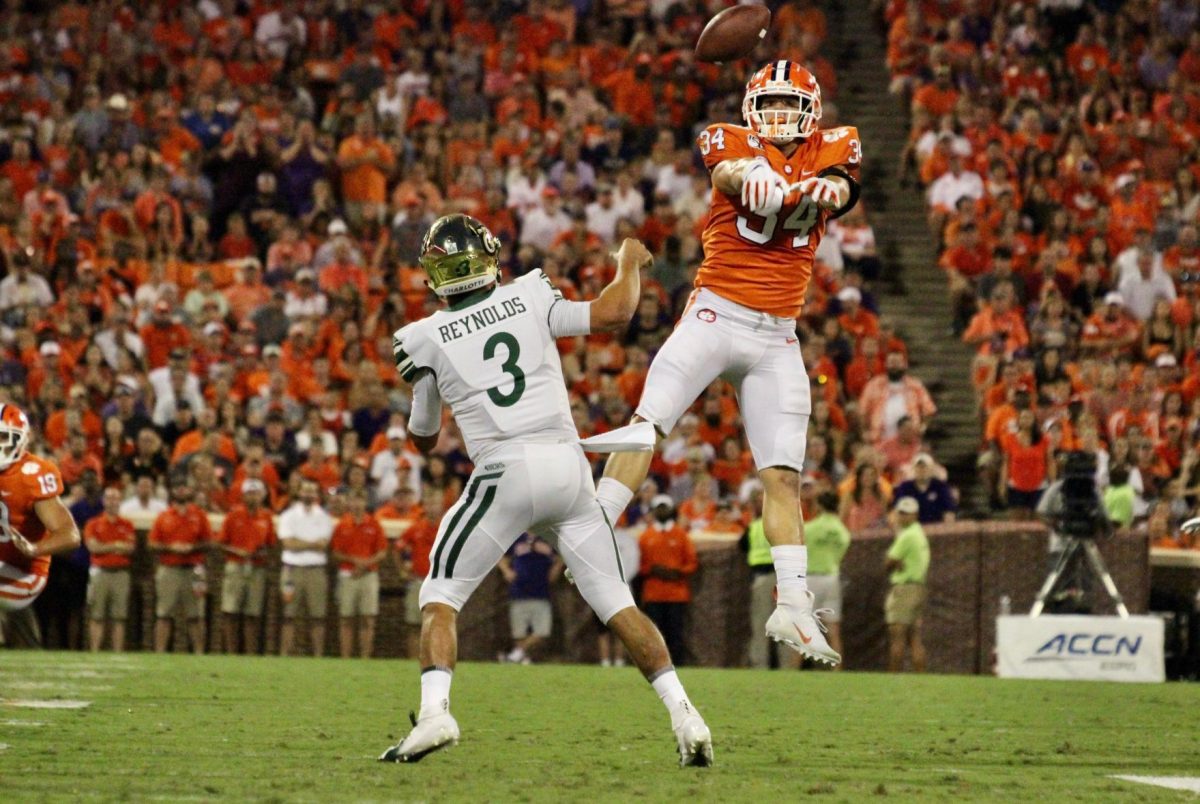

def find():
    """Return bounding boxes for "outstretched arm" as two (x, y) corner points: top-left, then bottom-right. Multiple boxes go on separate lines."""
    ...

(589, 238), (652, 332)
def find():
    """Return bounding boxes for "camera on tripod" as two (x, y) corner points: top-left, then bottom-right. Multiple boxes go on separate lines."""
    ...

(1031, 451), (1128, 618)
(1054, 451), (1109, 540)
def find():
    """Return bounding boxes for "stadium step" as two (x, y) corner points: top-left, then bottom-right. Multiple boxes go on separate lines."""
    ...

(831, 0), (985, 513)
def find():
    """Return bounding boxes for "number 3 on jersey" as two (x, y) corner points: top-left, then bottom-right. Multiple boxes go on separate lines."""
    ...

(483, 332), (525, 407)
(737, 197), (819, 247)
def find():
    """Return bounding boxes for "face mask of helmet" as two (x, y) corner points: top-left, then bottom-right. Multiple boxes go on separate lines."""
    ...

(0, 421), (29, 469)
(747, 93), (817, 142)
(743, 66), (822, 143)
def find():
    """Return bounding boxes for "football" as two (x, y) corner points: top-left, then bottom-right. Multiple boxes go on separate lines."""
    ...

(694, 4), (771, 63)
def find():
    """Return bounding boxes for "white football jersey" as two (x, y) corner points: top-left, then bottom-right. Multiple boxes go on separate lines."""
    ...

(393, 270), (588, 463)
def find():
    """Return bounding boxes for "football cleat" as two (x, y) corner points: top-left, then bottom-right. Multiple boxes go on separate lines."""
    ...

(379, 710), (460, 763)
(674, 712), (714, 768)
(766, 590), (841, 666)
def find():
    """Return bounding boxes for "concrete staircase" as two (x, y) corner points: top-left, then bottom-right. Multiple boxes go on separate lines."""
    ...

(826, 1), (985, 513)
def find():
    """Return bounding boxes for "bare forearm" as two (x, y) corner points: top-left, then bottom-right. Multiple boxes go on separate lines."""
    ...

(33, 527), (82, 557)
(590, 238), (652, 331)
(591, 263), (640, 331)
(711, 158), (759, 195)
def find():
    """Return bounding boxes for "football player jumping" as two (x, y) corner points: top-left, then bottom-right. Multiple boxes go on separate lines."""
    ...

(0, 404), (82, 637)
(597, 61), (861, 666)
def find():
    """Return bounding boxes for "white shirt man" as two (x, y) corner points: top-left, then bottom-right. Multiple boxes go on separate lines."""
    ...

(94, 318), (146, 369)
(654, 156), (693, 200)
(927, 159), (984, 212)
(284, 271), (328, 319)
(0, 268), (54, 310)
(660, 415), (715, 465)
(369, 427), (423, 503)
(612, 181), (645, 225)
(1113, 243), (1166, 284)
(148, 360), (203, 409)
(119, 477), (168, 520)
(1117, 253), (1176, 320)
(585, 187), (622, 244)
(519, 192), (572, 251)
(505, 167), (547, 215)
(278, 493), (334, 568)
(254, 9), (306, 59)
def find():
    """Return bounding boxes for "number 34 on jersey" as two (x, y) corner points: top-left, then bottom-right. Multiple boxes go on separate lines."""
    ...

(693, 122), (862, 319)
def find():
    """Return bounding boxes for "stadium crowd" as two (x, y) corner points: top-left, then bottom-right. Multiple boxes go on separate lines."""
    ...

(887, 0), (1200, 536)
(0, 0), (950, 656)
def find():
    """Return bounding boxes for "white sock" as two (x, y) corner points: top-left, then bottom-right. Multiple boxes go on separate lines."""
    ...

(419, 667), (452, 719)
(596, 477), (635, 524)
(650, 667), (695, 728)
(507, 646), (526, 662)
(772, 545), (808, 599)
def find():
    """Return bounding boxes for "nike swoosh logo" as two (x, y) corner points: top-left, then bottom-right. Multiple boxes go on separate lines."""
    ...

(795, 625), (813, 645)
(800, 170), (814, 177)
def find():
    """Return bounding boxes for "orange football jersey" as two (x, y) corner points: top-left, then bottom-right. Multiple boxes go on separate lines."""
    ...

(0, 454), (66, 579)
(695, 123), (862, 318)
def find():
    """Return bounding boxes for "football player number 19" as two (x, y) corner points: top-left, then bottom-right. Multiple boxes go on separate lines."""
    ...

(483, 332), (525, 407)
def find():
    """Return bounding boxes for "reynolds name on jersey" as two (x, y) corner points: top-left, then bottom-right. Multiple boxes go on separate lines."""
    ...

(436, 297), (528, 345)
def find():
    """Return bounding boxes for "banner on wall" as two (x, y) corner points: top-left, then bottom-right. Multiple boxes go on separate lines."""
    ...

(996, 615), (1164, 683)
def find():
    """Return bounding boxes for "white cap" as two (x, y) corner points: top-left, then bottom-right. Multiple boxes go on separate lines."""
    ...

(1113, 173), (1136, 191)
(107, 93), (129, 111)
(327, 218), (348, 236)
(241, 479), (266, 495)
(1103, 291), (1125, 307)
(913, 452), (934, 466)
(39, 341), (61, 356)
(650, 494), (674, 510)
(1155, 353), (1177, 368)
(895, 497), (920, 514)
(837, 287), (862, 304)
(386, 426), (406, 440)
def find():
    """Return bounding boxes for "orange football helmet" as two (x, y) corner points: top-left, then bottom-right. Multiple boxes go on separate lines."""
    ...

(0, 404), (30, 469)
(742, 60), (822, 142)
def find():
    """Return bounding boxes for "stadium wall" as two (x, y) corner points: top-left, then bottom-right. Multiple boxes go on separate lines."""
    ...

(99, 520), (1149, 673)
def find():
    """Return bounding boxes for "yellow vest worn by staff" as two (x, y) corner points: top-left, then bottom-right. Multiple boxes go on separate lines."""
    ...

(746, 518), (772, 568)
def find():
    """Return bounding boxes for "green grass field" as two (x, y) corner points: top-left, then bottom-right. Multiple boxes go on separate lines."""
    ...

(1, 652), (1197, 802)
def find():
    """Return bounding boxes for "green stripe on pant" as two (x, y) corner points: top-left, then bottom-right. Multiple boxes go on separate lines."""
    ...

(429, 471), (504, 579)
(600, 507), (626, 583)
(443, 482), (500, 578)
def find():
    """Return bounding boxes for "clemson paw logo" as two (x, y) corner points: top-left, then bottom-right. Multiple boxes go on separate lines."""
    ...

(696, 309), (717, 323)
